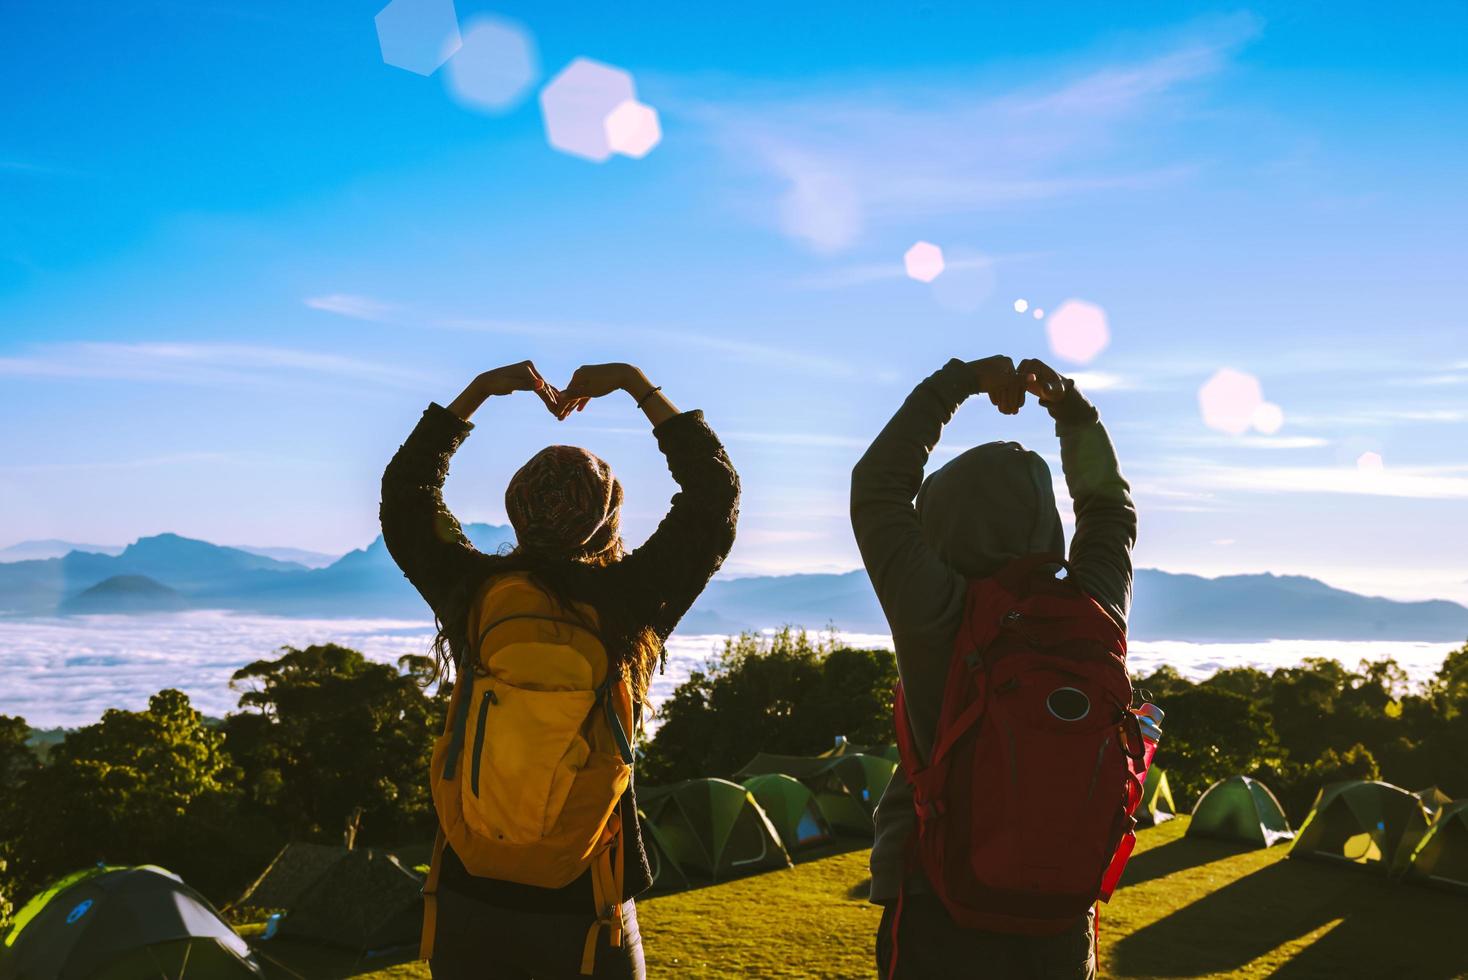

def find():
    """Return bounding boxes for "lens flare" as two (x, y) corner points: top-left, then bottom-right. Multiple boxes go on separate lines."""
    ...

(1198, 368), (1265, 435)
(604, 100), (662, 158)
(375, 0), (462, 76)
(445, 16), (537, 113)
(903, 241), (945, 283)
(1251, 402), (1285, 435)
(540, 58), (637, 162)
(1044, 299), (1110, 365)
(1013, 298), (1029, 313)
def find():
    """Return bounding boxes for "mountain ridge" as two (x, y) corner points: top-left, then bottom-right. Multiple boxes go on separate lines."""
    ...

(2, 530), (1465, 643)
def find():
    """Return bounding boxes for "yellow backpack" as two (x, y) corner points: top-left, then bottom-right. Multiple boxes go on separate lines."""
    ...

(421, 572), (636, 974)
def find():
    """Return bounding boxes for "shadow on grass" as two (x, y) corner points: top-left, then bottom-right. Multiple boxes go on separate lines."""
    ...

(1119, 835), (1256, 888)
(253, 939), (418, 980)
(646, 835), (871, 900)
(1112, 857), (1468, 979)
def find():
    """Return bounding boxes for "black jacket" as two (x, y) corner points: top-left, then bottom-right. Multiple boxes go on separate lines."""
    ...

(381, 402), (739, 909)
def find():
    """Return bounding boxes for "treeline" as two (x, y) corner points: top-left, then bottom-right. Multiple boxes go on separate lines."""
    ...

(2, 632), (1464, 926)
(0, 645), (443, 924)
(640, 631), (1468, 824)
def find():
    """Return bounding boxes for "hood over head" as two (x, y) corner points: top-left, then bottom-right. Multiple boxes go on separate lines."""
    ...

(915, 440), (1065, 578)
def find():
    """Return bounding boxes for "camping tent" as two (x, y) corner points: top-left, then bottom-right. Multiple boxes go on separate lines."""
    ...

(1, 865), (263, 979)
(639, 815), (693, 893)
(820, 738), (900, 763)
(1137, 767), (1178, 827)
(742, 773), (834, 852)
(1187, 775), (1294, 847)
(639, 778), (791, 881)
(232, 843), (422, 953)
(1404, 799), (1468, 894)
(735, 752), (897, 836)
(1414, 786), (1454, 820)
(1290, 780), (1430, 875)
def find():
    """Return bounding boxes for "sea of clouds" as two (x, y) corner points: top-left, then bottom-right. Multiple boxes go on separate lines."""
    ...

(0, 613), (1458, 729)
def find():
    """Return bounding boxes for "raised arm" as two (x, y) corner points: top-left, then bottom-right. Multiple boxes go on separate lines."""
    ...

(380, 362), (554, 616)
(850, 357), (1020, 642)
(560, 363), (741, 639)
(1020, 358), (1137, 630)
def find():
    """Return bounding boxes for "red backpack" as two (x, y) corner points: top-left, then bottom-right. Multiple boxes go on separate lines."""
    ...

(892, 554), (1146, 939)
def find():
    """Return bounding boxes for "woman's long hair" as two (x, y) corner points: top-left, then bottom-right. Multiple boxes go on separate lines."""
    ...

(429, 546), (661, 703)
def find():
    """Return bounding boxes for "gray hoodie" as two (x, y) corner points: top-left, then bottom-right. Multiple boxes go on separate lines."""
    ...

(850, 358), (1137, 903)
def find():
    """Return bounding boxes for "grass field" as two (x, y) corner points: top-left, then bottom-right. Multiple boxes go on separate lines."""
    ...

(248, 817), (1468, 979)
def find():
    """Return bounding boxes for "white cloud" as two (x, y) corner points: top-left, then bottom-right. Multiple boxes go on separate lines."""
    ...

(0, 342), (430, 389)
(679, 15), (1258, 249)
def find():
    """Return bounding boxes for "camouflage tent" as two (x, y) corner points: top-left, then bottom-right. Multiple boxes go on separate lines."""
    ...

(233, 844), (422, 953)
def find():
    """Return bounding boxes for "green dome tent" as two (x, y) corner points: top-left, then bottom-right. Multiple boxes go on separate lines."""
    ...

(820, 737), (900, 763)
(639, 779), (791, 882)
(1290, 780), (1430, 875)
(742, 773), (834, 852)
(1187, 775), (1293, 847)
(0, 865), (263, 979)
(735, 752), (897, 836)
(1414, 785), (1454, 820)
(1404, 799), (1468, 894)
(231, 843), (422, 953)
(1137, 767), (1178, 827)
(638, 814), (693, 893)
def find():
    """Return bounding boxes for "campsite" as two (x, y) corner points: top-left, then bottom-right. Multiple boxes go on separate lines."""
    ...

(4, 628), (1468, 977)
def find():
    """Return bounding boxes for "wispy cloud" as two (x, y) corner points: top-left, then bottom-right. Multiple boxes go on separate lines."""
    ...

(305, 296), (867, 380)
(792, 253), (1035, 291)
(0, 342), (430, 389)
(1190, 463), (1468, 500)
(0, 452), (245, 475)
(676, 15), (1259, 250)
(304, 293), (400, 320)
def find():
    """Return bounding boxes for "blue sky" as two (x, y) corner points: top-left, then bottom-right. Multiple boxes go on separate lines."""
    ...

(2, 1), (1466, 602)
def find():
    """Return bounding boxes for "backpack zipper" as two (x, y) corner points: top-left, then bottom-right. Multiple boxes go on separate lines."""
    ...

(1085, 736), (1112, 803)
(469, 688), (497, 796)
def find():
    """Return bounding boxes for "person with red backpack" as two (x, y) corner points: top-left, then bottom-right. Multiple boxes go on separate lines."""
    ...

(851, 355), (1137, 979)
(381, 360), (739, 979)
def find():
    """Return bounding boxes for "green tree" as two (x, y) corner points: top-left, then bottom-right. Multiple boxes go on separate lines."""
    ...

(0, 715), (38, 927)
(641, 629), (896, 784)
(11, 691), (244, 901)
(224, 644), (438, 845)
(1153, 686), (1280, 805)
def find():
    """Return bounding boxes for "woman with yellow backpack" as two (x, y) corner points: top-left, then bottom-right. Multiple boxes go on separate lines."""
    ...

(381, 361), (739, 979)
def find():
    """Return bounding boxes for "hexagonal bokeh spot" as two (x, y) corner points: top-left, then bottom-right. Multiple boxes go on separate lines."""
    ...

(540, 58), (636, 162)
(1013, 298), (1029, 313)
(1199, 368), (1265, 435)
(1045, 299), (1110, 365)
(375, 0), (462, 77)
(904, 241), (944, 283)
(605, 100), (661, 158)
(1251, 401), (1285, 434)
(445, 16), (537, 113)
(1357, 451), (1385, 472)
(1032, 308), (1045, 319)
